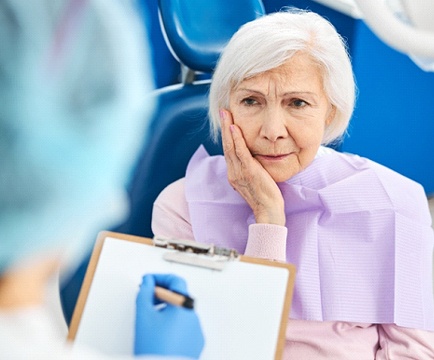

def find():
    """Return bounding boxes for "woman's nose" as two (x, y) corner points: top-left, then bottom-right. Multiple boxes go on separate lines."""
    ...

(259, 108), (289, 142)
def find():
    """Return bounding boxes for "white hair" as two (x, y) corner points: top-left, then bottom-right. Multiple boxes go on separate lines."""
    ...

(209, 9), (356, 145)
(0, 0), (154, 273)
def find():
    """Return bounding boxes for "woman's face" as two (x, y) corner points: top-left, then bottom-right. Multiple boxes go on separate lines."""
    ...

(229, 52), (335, 182)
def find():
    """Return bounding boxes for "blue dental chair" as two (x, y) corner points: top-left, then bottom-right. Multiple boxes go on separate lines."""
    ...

(60, 0), (265, 325)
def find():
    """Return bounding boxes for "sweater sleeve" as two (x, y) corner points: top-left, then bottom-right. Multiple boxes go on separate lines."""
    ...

(376, 324), (434, 359)
(244, 224), (287, 262)
(151, 178), (195, 241)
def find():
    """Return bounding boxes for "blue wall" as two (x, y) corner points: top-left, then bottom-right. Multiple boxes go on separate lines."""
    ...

(344, 20), (434, 194)
(142, 0), (434, 194)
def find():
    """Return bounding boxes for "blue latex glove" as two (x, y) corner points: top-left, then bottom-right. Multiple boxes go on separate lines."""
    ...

(134, 273), (205, 358)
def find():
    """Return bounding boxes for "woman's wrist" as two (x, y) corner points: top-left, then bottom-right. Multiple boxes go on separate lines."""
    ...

(254, 208), (286, 226)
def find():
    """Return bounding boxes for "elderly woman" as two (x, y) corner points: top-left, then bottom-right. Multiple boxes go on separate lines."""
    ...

(0, 0), (203, 358)
(152, 10), (434, 359)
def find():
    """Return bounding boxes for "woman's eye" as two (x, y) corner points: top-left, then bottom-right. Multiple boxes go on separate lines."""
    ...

(241, 97), (259, 106)
(290, 99), (308, 108)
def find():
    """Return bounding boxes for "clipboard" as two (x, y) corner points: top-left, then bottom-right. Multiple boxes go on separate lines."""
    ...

(68, 231), (296, 359)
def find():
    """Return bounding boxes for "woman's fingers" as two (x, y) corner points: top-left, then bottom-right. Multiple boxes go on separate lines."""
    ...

(220, 109), (236, 163)
(220, 109), (250, 167)
(220, 109), (267, 200)
(229, 123), (251, 165)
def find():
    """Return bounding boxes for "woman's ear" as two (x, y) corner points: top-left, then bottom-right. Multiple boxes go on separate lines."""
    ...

(325, 104), (336, 126)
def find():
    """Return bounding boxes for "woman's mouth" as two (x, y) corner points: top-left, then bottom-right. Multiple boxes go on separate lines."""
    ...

(255, 153), (291, 161)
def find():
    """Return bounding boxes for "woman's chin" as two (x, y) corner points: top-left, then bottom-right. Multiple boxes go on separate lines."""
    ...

(267, 167), (301, 183)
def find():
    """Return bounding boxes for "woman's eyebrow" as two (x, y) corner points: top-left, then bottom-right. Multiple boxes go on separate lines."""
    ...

(282, 91), (320, 103)
(281, 91), (317, 97)
(237, 88), (319, 102)
(235, 88), (265, 95)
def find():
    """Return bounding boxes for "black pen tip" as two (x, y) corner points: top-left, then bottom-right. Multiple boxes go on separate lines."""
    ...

(183, 296), (195, 309)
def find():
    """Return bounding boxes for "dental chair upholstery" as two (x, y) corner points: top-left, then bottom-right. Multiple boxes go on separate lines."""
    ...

(117, 0), (265, 240)
(60, 0), (265, 324)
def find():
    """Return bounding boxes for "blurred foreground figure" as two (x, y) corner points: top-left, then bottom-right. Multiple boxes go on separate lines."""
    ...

(0, 0), (203, 358)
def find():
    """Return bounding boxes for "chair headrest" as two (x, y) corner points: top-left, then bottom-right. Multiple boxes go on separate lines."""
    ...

(158, 0), (265, 74)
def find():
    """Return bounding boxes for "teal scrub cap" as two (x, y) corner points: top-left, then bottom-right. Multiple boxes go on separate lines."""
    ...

(0, 0), (155, 273)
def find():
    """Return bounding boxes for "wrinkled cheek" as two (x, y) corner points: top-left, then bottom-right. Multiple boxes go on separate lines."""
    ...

(298, 148), (320, 170)
(231, 108), (262, 134)
(293, 129), (324, 161)
(234, 126), (258, 150)
(292, 126), (324, 147)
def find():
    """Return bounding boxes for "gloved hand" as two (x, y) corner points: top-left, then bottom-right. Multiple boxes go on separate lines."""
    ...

(134, 273), (205, 358)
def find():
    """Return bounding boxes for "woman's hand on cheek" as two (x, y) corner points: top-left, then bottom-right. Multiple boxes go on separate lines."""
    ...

(220, 109), (285, 226)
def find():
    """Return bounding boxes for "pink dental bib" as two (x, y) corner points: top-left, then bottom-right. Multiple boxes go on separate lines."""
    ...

(185, 146), (434, 330)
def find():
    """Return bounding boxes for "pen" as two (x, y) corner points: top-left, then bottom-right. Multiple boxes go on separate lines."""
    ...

(154, 286), (195, 309)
